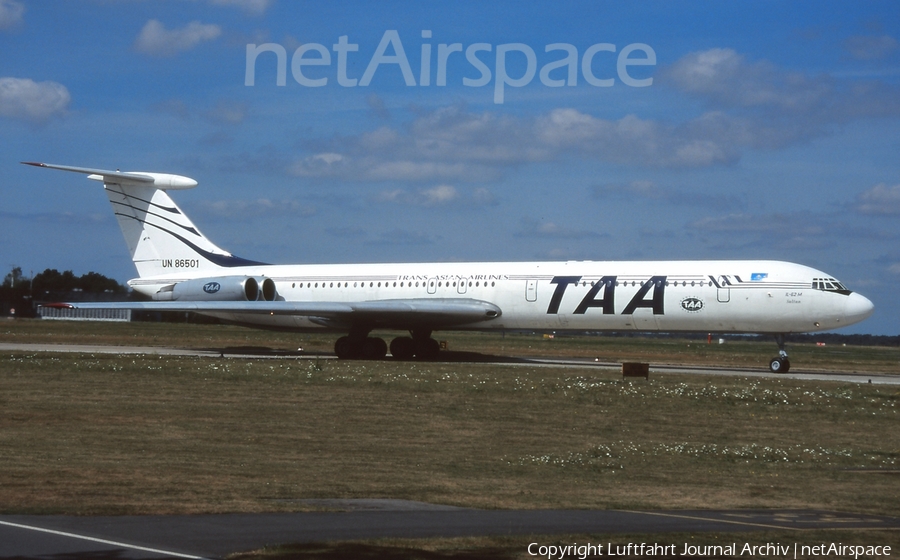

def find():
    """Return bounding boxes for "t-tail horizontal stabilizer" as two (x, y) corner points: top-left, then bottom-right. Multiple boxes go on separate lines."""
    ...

(21, 161), (198, 190)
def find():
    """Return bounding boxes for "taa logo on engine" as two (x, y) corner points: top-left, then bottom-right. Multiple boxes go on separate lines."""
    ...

(681, 297), (704, 312)
(203, 282), (221, 294)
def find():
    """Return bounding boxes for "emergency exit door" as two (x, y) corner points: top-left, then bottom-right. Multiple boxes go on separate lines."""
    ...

(525, 279), (538, 302)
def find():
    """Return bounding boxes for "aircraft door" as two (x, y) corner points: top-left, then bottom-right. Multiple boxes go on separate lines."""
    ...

(427, 278), (438, 294)
(525, 279), (537, 302)
(457, 277), (468, 294)
(713, 275), (731, 303)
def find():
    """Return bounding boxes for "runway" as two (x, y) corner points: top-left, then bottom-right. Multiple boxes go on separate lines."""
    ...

(2, 341), (898, 385)
(2, 504), (899, 559)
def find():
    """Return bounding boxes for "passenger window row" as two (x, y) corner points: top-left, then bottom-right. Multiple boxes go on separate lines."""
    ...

(288, 280), (498, 289)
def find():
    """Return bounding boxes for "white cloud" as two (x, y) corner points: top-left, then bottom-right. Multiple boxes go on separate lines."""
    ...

(0, 77), (70, 122)
(664, 47), (900, 141)
(151, 98), (248, 124)
(843, 35), (898, 60)
(208, 0), (272, 14)
(472, 188), (497, 206)
(289, 152), (348, 177)
(0, 0), (23, 30)
(535, 109), (740, 167)
(366, 93), (391, 120)
(420, 185), (458, 206)
(665, 48), (835, 113)
(325, 226), (367, 239)
(152, 98), (191, 120)
(593, 180), (739, 211)
(367, 160), (494, 182)
(376, 185), (497, 208)
(376, 189), (405, 203)
(290, 105), (741, 183)
(135, 20), (221, 57)
(667, 48), (737, 93)
(688, 212), (832, 251)
(690, 213), (822, 235)
(856, 183), (900, 215)
(286, 49), (900, 183)
(594, 180), (666, 199)
(204, 100), (248, 124)
(367, 229), (436, 246)
(516, 217), (605, 240)
(198, 198), (315, 219)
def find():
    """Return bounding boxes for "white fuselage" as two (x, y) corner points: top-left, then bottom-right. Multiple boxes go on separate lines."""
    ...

(129, 259), (874, 334)
(24, 162), (875, 358)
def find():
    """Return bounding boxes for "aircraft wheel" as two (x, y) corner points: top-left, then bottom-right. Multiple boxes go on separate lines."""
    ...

(390, 336), (415, 360)
(769, 357), (790, 373)
(361, 337), (387, 360)
(414, 337), (441, 361)
(334, 336), (359, 360)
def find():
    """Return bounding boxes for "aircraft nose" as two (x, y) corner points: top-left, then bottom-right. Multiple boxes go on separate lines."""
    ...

(845, 292), (875, 324)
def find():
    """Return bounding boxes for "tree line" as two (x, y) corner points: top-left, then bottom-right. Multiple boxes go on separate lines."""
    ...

(1, 266), (127, 317)
(3, 266), (126, 295)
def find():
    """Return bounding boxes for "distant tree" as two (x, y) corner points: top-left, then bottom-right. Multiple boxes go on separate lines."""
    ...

(32, 269), (73, 293)
(2, 266), (25, 289)
(1, 267), (128, 317)
(32, 268), (126, 294)
(1, 266), (31, 317)
(78, 271), (126, 293)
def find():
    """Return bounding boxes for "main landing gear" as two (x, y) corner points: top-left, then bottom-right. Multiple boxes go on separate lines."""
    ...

(333, 329), (441, 361)
(334, 334), (387, 360)
(769, 334), (791, 373)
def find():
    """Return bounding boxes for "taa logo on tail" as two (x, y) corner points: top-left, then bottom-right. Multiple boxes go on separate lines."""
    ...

(203, 282), (221, 294)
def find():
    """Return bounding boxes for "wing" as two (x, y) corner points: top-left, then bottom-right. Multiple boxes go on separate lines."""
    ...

(42, 298), (502, 330)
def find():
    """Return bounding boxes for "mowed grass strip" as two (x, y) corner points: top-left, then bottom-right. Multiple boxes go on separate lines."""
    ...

(1, 349), (897, 516)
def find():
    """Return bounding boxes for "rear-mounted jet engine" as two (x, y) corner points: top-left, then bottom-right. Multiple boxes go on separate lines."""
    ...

(154, 276), (277, 302)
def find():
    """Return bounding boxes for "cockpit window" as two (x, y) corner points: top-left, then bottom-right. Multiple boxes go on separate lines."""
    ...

(812, 277), (849, 293)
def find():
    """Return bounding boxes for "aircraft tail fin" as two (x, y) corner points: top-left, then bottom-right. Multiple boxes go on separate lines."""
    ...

(22, 162), (263, 278)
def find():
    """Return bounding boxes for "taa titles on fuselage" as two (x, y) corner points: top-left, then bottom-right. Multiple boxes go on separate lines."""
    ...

(24, 162), (874, 372)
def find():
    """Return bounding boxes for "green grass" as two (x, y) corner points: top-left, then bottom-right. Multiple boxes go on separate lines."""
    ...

(1, 319), (898, 558)
(0, 343), (897, 516)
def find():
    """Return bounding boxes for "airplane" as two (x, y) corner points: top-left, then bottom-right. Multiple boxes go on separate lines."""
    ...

(24, 161), (875, 373)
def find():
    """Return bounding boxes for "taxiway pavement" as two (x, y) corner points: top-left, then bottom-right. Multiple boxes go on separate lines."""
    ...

(2, 505), (899, 559)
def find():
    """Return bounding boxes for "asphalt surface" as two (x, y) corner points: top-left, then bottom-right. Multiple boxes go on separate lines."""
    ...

(2, 504), (899, 559)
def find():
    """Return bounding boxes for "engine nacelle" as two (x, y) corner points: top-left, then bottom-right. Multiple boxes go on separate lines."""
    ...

(259, 277), (277, 301)
(153, 276), (278, 301)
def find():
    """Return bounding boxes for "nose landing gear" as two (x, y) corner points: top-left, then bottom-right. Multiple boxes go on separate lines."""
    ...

(769, 334), (791, 373)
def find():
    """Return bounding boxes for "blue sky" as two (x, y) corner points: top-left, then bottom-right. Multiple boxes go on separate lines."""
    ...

(2, 0), (899, 335)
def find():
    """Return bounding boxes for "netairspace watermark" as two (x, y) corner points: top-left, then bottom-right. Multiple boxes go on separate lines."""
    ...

(245, 29), (656, 104)
(526, 541), (892, 559)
